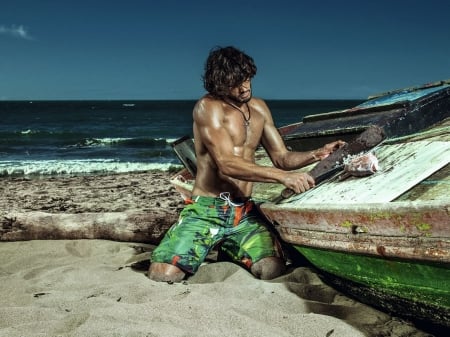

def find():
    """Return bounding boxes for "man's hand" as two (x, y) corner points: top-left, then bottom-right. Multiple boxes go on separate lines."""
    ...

(282, 172), (315, 194)
(313, 140), (346, 160)
(277, 140), (345, 200)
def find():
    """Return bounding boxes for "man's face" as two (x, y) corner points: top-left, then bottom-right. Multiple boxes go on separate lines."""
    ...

(227, 78), (252, 104)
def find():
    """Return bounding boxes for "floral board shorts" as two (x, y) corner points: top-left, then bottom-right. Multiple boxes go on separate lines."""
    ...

(151, 193), (283, 274)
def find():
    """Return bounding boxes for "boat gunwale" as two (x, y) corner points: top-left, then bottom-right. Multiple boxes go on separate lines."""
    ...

(278, 226), (450, 264)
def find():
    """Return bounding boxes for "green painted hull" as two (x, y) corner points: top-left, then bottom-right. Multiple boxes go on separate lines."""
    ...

(295, 245), (450, 326)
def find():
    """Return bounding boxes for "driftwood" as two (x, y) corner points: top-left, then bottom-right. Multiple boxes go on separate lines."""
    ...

(0, 209), (177, 243)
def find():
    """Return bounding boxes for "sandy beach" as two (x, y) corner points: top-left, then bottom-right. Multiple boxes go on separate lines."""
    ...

(0, 171), (439, 336)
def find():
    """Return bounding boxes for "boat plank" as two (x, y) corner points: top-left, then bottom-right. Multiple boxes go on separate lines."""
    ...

(396, 164), (449, 201)
(275, 140), (449, 205)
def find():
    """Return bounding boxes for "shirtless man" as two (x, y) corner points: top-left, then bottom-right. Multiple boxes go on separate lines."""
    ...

(149, 46), (344, 282)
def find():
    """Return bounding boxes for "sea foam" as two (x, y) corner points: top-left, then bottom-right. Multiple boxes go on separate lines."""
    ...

(0, 159), (181, 177)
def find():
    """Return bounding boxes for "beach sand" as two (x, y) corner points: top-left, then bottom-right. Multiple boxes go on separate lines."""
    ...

(0, 172), (437, 336)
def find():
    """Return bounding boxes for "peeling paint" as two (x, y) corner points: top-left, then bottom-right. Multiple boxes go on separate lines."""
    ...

(340, 220), (353, 228)
(415, 223), (432, 231)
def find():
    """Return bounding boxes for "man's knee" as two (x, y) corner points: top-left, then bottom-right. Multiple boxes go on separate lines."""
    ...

(250, 257), (286, 280)
(148, 262), (186, 283)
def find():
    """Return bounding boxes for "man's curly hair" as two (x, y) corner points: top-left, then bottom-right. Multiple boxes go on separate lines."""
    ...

(202, 46), (257, 98)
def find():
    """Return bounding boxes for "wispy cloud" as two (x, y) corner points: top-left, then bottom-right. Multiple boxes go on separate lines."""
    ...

(0, 24), (33, 40)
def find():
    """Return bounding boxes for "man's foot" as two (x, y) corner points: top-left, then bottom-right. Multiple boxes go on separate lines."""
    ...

(250, 257), (286, 280)
(148, 262), (186, 283)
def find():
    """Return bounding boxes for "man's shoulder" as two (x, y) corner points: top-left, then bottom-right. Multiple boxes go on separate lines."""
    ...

(248, 97), (269, 114)
(196, 94), (221, 105)
(249, 96), (266, 105)
(194, 95), (224, 113)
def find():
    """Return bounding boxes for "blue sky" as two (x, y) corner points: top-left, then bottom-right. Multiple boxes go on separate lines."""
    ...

(1, 0), (449, 100)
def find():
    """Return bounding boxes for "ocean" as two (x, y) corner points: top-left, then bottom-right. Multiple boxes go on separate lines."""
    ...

(0, 99), (362, 177)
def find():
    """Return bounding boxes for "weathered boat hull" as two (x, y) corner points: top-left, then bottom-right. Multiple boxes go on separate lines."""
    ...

(295, 246), (450, 327)
(263, 200), (449, 264)
(259, 81), (450, 327)
(260, 178), (450, 326)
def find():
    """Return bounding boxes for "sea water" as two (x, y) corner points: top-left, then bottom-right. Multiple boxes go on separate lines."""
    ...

(0, 99), (361, 177)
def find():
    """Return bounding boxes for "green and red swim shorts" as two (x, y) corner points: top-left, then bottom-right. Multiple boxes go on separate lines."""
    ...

(151, 193), (283, 274)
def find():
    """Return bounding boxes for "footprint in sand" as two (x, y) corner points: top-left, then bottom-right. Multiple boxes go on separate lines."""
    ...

(65, 241), (93, 258)
(23, 265), (50, 280)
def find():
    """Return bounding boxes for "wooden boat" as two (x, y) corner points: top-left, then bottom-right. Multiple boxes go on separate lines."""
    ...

(169, 80), (450, 327)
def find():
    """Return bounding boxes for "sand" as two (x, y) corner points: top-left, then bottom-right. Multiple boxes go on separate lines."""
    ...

(0, 172), (438, 336)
